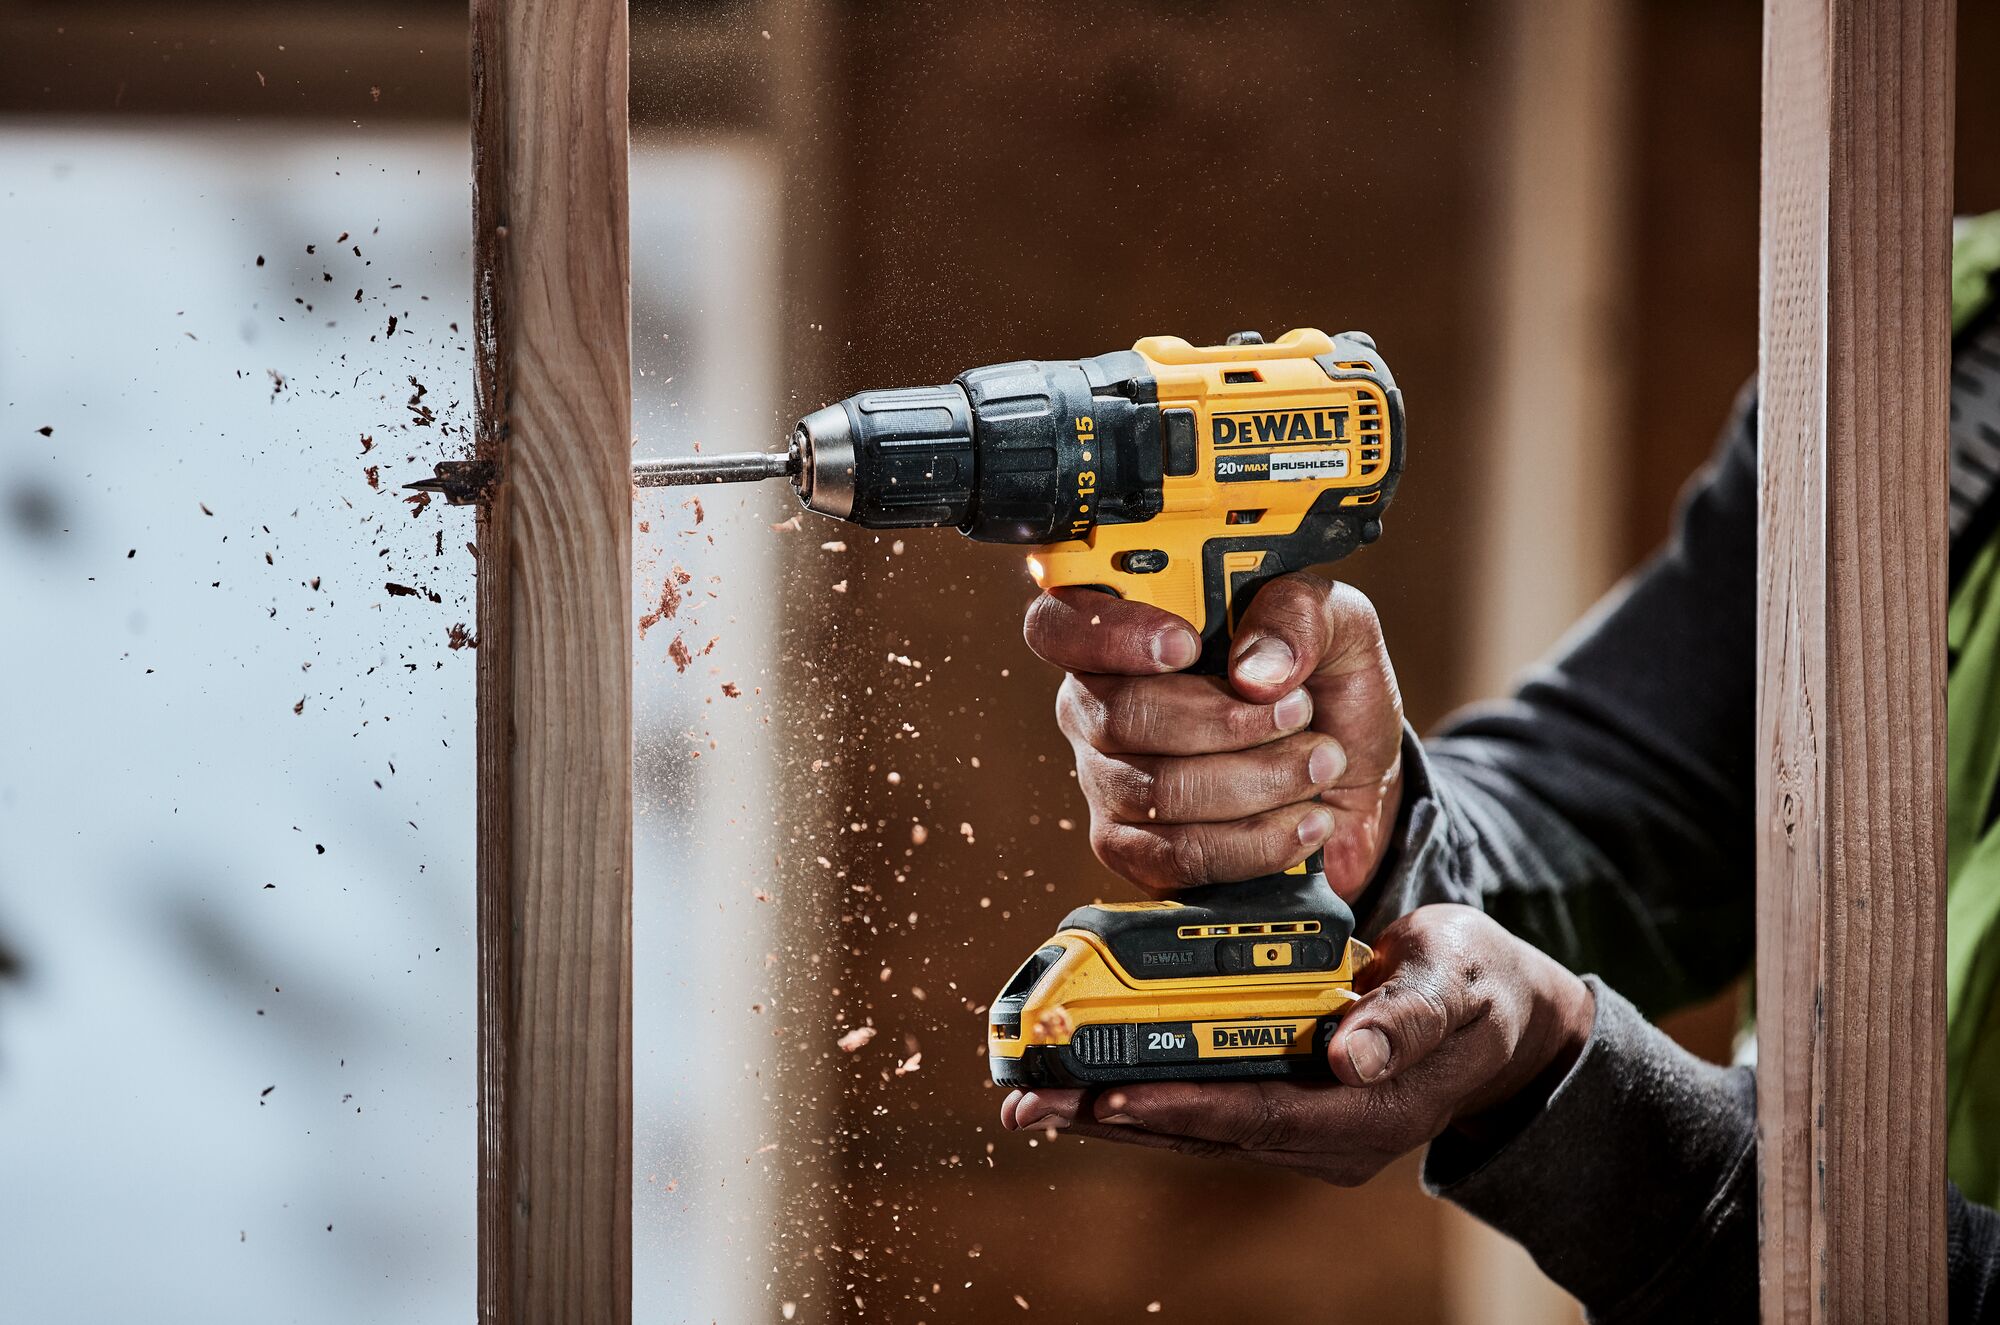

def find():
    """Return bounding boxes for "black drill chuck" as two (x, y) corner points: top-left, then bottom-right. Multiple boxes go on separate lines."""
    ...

(792, 352), (1165, 544)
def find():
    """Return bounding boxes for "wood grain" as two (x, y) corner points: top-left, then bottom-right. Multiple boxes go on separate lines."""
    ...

(471, 0), (632, 1319)
(1756, 1), (1952, 1320)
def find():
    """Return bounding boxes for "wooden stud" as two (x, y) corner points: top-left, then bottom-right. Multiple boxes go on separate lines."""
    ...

(1756, 1), (1952, 1320)
(471, 0), (633, 1320)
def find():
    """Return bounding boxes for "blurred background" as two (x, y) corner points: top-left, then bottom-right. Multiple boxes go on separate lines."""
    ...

(2, 2), (1995, 1322)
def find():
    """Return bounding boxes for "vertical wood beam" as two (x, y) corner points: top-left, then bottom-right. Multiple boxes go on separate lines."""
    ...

(1756, 1), (1952, 1320)
(471, 0), (633, 1320)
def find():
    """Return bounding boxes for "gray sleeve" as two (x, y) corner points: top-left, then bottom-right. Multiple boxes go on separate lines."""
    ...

(1424, 977), (1759, 1323)
(1356, 392), (1759, 1016)
(1951, 1185), (2000, 1323)
(1426, 979), (2000, 1325)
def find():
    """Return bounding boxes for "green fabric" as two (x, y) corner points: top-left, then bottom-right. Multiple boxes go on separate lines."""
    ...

(1954, 212), (2000, 334)
(1949, 530), (2000, 1205)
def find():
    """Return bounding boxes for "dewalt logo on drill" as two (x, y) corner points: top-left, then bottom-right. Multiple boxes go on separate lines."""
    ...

(1211, 408), (1350, 447)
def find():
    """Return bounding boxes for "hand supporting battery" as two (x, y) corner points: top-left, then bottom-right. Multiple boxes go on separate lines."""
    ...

(1003, 573), (1595, 1176)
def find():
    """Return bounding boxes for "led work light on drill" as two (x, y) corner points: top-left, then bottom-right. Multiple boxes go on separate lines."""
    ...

(411, 326), (1405, 1087)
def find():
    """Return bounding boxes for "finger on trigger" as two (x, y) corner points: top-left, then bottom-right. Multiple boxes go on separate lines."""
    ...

(1024, 588), (1200, 676)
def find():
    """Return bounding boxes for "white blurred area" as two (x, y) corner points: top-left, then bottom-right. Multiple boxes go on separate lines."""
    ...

(0, 123), (782, 1322)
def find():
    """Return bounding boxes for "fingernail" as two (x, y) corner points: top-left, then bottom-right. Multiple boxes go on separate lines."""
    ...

(1152, 629), (1200, 670)
(1097, 1113), (1141, 1126)
(1308, 741), (1346, 785)
(1233, 636), (1296, 686)
(1297, 806), (1335, 847)
(1347, 1028), (1391, 1082)
(1273, 688), (1312, 731)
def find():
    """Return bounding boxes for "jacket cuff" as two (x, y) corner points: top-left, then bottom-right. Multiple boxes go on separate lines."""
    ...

(1424, 978), (1759, 1318)
(1350, 723), (1477, 939)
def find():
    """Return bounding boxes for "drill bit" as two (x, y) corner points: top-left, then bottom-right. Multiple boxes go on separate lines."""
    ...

(406, 444), (799, 505)
(633, 448), (798, 488)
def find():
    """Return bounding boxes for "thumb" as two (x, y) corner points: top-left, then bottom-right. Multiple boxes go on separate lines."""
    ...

(1325, 948), (1462, 1088)
(1227, 573), (1384, 703)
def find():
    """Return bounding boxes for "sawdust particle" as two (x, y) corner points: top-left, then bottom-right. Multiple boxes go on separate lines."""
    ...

(638, 579), (682, 638)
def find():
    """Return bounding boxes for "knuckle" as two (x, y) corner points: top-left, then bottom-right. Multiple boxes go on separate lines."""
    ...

(1257, 811), (1306, 867)
(1253, 743), (1313, 802)
(1090, 823), (1175, 897)
(1163, 828), (1212, 888)
(1261, 572), (1330, 618)
(1227, 698), (1276, 744)
(1257, 574), (1336, 640)
(1096, 758), (1160, 821)
(1054, 677), (1107, 747)
(1099, 686), (1167, 752)
(1327, 579), (1383, 632)
(1087, 820), (1127, 874)
(1387, 978), (1455, 1048)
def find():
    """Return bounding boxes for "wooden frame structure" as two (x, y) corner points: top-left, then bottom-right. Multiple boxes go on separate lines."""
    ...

(471, 0), (633, 1318)
(1755, 0), (1953, 1319)
(454, 0), (1962, 1316)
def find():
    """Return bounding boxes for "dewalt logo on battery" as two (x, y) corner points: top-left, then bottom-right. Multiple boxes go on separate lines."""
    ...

(1209, 1024), (1294, 1050)
(1212, 409), (1349, 447)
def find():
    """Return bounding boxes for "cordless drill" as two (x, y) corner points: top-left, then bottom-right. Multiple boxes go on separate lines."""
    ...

(413, 326), (1403, 1087)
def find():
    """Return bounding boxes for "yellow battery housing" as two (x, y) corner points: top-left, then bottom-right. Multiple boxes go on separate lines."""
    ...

(989, 876), (1373, 1089)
